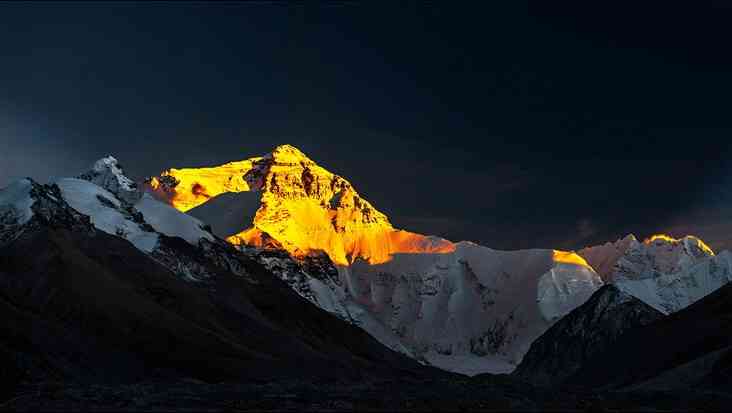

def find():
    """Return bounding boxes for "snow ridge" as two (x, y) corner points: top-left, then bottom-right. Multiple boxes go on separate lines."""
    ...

(56, 178), (160, 252)
(577, 233), (731, 315)
(0, 158), (219, 283)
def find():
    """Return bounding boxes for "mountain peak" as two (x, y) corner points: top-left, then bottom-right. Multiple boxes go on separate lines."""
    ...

(623, 233), (639, 243)
(79, 156), (141, 204)
(267, 144), (313, 165)
(148, 145), (454, 265)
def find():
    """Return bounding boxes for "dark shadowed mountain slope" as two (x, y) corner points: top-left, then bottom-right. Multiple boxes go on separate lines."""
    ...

(187, 191), (262, 238)
(567, 282), (732, 390)
(513, 285), (664, 385)
(0, 181), (439, 399)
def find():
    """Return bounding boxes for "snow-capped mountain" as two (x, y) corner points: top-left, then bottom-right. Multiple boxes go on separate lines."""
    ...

(78, 156), (142, 205)
(4, 147), (731, 379)
(613, 234), (714, 281)
(0, 158), (261, 285)
(42, 156), (216, 252)
(580, 233), (731, 315)
(147, 145), (605, 374)
(0, 178), (95, 247)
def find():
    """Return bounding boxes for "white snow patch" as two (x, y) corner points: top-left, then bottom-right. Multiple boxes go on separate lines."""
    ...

(56, 178), (159, 252)
(307, 277), (344, 315)
(0, 179), (35, 225)
(320, 243), (606, 374)
(92, 156), (136, 192)
(537, 262), (604, 322)
(615, 251), (732, 314)
(135, 194), (214, 245)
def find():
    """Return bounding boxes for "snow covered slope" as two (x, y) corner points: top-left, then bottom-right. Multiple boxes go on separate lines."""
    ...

(56, 175), (216, 253)
(614, 249), (732, 314)
(68, 157), (215, 248)
(0, 178), (98, 249)
(78, 156), (141, 204)
(345, 243), (603, 369)
(613, 234), (714, 280)
(0, 158), (225, 283)
(581, 233), (730, 314)
(244, 241), (603, 374)
(135, 194), (214, 245)
(56, 178), (160, 252)
(608, 234), (727, 314)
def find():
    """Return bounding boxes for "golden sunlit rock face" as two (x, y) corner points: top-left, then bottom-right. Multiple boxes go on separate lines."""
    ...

(552, 250), (592, 268)
(149, 158), (263, 212)
(645, 233), (715, 256)
(148, 144), (455, 265)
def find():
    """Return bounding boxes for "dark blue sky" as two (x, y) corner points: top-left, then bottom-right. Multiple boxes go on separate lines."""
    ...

(2, 1), (732, 250)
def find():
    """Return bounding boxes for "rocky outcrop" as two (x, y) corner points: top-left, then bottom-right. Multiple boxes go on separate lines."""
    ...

(79, 156), (142, 205)
(0, 179), (95, 247)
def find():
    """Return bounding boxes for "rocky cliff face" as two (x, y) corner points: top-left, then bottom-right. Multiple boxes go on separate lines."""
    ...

(147, 145), (454, 266)
(0, 179), (95, 247)
(78, 156), (142, 205)
(513, 285), (664, 385)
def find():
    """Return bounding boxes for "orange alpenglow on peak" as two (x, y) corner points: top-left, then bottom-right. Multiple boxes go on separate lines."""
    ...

(645, 234), (679, 244)
(148, 157), (263, 212)
(147, 144), (455, 265)
(644, 233), (715, 256)
(552, 250), (592, 268)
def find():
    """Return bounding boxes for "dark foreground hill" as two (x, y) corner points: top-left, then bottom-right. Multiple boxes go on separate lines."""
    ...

(567, 281), (732, 391)
(514, 276), (732, 396)
(0, 185), (442, 402)
(514, 284), (665, 386)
